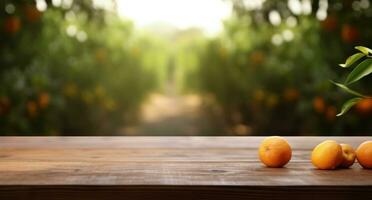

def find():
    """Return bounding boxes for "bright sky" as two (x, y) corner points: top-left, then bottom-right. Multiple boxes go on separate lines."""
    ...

(116, 0), (232, 34)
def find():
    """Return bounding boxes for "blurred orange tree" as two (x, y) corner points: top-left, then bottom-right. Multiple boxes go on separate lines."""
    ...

(1, 0), (372, 136)
(0, 0), (158, 135)
(196, 0), (372, 135)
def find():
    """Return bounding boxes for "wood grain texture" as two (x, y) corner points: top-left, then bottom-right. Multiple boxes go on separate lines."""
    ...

(0, 136), (371, 200)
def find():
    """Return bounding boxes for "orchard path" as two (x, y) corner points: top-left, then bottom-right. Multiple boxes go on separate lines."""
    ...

(120, 93), (223, 136)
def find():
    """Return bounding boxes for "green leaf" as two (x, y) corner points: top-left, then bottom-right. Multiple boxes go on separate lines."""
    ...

(336, 97), (362, 116)
(345, 58), (372, 85)
(355, 46), (372, 55)
(339, 53), (365, 68)
(330, 81), (367, 97)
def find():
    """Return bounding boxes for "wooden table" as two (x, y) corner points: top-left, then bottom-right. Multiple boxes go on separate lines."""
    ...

(0, 137), (371, 200)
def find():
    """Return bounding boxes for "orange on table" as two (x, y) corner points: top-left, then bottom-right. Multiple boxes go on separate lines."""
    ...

(258, 136), (292, 168)
(356, 141), (372, 169)
(339, 143), (356, 168)
(311, 140), (343, 170)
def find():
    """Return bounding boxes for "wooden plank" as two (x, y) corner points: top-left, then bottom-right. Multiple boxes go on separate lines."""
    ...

(0, 136), (368, 149)
(0, 137), (371, 200)
(0, 160), (371, 185)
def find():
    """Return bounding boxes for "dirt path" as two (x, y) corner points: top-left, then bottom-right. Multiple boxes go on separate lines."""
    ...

(121, 93), (222, 135)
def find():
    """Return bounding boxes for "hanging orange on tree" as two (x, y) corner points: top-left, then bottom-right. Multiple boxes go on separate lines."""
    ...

(313, 96), (326, 113)
(38, 92), (50, 109)
(321, 15), (338, 32)
(3, 16), (21, 34)
(341, 24), (359, 43)
(24, 5), (42, 23)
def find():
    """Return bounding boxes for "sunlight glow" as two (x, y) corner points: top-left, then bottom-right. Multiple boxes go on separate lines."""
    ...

(116, 0), (231, 35)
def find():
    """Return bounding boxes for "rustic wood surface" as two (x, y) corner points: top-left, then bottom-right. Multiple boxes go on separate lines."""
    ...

(0, 136), (371, 200)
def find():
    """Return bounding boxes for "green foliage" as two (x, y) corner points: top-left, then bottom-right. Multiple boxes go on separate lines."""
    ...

(333, 46), (372, 116)
(1, 0), (372, 136)
(331, 81), (367, 98)
(345, 58), (372, 84)
(196, 0), (372, 135)
(336, 98), (362, 117)
(355, 46), (372, 55)
(339, 53), (365, 68)
(0, 1), (159, 135)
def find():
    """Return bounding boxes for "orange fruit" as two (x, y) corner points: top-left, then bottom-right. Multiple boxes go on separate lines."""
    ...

(341, 24), (359, 43)
(24, 5), (42, 23)
(26, 101), (38, 117)
(313, 96), (325, 113)
(3, 16), (21, 34)
(325, 106), (337, 121)
(339, 144), (356, 168)
(355, 99), (372, 115)
(38, 92), (50, 109)
(311, 140), (343, 170)
(0, 96), (11, 116)
(283, 88), (299, 102)
(258, 136), (292, 168)
(321, 15), (337, 32)
(356, 141), (372, 169)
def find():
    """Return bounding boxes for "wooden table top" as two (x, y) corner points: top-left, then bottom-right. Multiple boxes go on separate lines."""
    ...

(0, 136), (371, 200)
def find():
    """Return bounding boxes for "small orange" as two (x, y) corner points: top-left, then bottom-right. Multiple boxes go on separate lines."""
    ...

(258, 136), (292, 168)
(311, 140), (343, 170)
(0, 96), (11, 116)
(24, 5), (42, 23)
(355, 99), (372, 115)
(356, 141), (372, 169)
(341, 24), (359, 43)
(313, 96), (325, 113)
(38, 92), (50, 109)
(26, 101), (38, 117)
(325, 106), (337, 121)
(339, 144), (356, 168)
(321, 15), (337, 32)
(283, 88), (299, 102)
(3, 16), (21, 34)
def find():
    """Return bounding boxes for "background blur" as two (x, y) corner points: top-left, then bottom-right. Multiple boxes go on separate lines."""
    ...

(0, 0), (371, 136)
